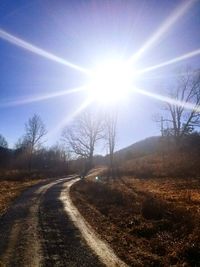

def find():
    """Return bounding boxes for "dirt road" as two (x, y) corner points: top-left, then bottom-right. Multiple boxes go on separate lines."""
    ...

(0, 177), (104, 267)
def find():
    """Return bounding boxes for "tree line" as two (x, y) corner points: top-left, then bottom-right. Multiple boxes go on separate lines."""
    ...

(0, 114), (69, 176)
(0, 109), (118, 178)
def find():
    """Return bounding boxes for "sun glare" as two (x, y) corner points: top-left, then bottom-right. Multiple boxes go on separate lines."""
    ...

(88, 60), (134, 104)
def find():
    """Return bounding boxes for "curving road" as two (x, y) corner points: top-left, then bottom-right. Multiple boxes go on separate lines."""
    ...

(0, 177), (104, 267)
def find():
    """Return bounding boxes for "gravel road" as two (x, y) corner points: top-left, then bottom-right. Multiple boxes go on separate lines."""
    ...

(0, 177), (104, 267)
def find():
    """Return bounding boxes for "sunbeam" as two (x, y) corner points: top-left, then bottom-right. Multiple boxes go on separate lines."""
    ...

(134, 87), (200, 112)
(0, 29), (90, 74)
(129, 0), (196, 64)
(136, 48), (200, 75)
(136, 69), (200, 81)
(0, 86), (87, 108)
(47, 96), (93, 139)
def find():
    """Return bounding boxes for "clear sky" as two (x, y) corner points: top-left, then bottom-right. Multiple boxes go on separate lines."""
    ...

(0, 0), (200, 151)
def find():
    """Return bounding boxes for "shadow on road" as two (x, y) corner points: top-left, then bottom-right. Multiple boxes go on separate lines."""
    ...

(39, 181), (104, 267)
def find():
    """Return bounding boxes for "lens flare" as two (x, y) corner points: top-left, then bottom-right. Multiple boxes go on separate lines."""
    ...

(136, 48), (200, 75)
(47, 97), (93, 139)
(0, 86), (87, 108)
(0, 29), (90, 74)
(134, 87), (200, 112)
(129, 0), (196, 64)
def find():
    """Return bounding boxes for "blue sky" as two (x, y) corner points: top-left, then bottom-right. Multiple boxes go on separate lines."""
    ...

(0, 0), (200, 151)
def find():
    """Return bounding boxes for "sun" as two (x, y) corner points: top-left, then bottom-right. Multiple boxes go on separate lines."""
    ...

(88, 59), (134, 104)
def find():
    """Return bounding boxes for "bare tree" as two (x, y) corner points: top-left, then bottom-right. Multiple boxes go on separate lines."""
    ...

(0, 134), (8, 148)
(105, 111), (118, 177)
(162, 68), (200, 145)
(24, 114), (47, 170)
(62, 110), (104, 175)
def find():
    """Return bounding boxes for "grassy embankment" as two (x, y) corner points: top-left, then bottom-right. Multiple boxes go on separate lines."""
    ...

(71, 169), (200, 266)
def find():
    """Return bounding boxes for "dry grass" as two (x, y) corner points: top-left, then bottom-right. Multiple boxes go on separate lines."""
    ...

(0, 179), (42, 216)
(71, 176), (200, 266)
(114, 152), (200, 178)
(123, 177), (200, 208)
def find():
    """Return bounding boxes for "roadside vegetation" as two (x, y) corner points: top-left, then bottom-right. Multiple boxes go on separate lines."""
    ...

(71, 176), (200, 266)
(0, 177), (42, 216)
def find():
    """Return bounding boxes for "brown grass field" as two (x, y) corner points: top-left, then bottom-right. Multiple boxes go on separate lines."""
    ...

(0, 179), (42, 217)
(71, 175), (200, 266)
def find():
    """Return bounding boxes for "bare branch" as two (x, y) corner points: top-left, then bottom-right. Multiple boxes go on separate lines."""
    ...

(160, 68), (200, 143)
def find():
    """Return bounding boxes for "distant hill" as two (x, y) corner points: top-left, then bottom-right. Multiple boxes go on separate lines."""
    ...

(111, 134), (200, 177)
(115, 136), (161, 161)
(114, 133), (200, 163)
